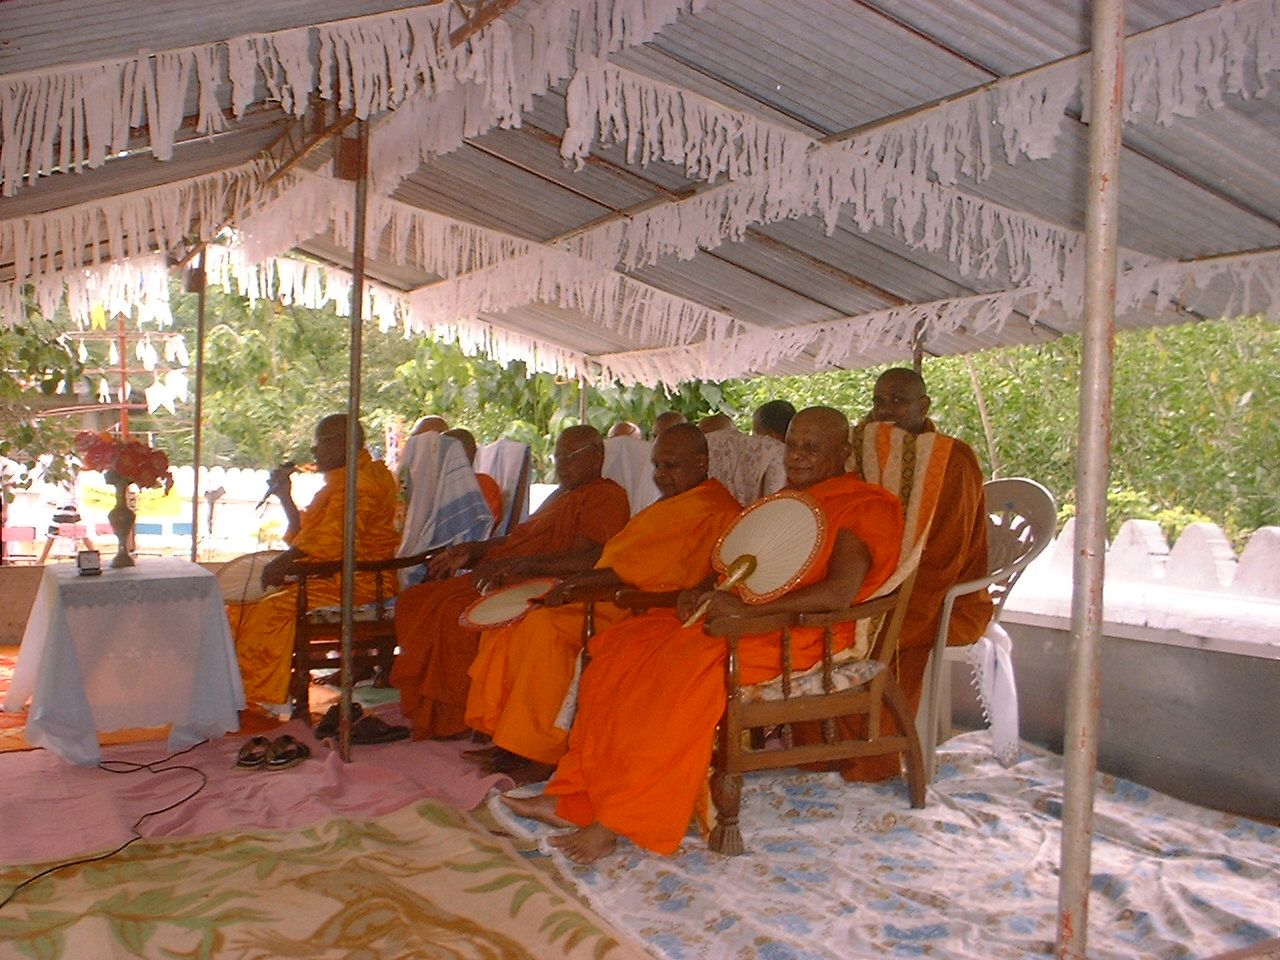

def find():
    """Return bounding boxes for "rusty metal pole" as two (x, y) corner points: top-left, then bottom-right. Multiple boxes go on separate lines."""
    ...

(336, 119), (370, 763)
(1057, 1), (1123, 957)
(188, 248), (207, 563)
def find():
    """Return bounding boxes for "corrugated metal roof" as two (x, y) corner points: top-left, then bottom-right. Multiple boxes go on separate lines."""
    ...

(1, 0), (1276, 384)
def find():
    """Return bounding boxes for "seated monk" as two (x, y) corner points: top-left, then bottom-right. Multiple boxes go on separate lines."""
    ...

(825, 367), (992, 781)
(504, 406), (903, 863)
(464, 423), (742, 784)
(444, 427), (503, 526)
(228, 414), (400, 712)
(390, 425), (629, 740)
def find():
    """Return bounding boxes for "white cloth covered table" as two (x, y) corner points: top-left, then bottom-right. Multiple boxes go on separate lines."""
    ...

(3, 558), (246, 765)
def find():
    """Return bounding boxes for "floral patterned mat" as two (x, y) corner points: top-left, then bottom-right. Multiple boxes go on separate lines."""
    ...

(0, 800), (651, 960)
(493, 731), (1280, 959)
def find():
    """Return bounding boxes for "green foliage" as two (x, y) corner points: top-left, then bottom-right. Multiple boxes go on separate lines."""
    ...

(391, 341), (722, 481)
(5, 275), (1276, 547)
(0, 315), (83, 493)
(718, 317), (1277, 547)
(1058, 486), (1214, 544)
(166, 288), (420, 467)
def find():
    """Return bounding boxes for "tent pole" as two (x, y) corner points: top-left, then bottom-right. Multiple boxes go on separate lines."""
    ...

(1058, 1), (1123, 957)
(188, 248), (207, 564)
(337, 119), (370, 763)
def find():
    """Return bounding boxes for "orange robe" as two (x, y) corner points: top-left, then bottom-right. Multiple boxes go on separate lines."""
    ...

(465, 478), (742, 766)
(477, 473), (503, 525)
(821, 422), (992, 781)
(545, 472), (903, 854)
(228, 450), (400, 706)
(390, 477), (629, 739)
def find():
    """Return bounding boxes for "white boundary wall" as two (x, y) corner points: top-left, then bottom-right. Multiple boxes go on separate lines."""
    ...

(1006, 518), (1280, 659)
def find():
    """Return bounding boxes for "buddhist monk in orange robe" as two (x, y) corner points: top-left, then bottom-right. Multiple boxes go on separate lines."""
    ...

(464, 423), (743, 782)
(228, 415), (400, 709)
(833, 367), (992, 781)
(505, 407), (903, 862)
(390, 425), (629, 740)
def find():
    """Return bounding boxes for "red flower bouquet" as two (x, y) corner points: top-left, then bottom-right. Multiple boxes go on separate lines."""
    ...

(74, 431), (174, 491)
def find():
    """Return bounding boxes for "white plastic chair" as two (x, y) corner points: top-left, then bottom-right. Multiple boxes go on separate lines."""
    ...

(918, 477), (1057, 781)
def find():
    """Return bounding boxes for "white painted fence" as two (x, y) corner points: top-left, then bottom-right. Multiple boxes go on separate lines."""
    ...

(1006, 518), (1280, 656)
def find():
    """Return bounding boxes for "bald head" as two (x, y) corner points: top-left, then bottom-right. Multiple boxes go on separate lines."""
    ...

(412, 415), (449, 436)
(783, 406), (851, 490)
(313, 414), (364, 472)
(652, 411), (687, 438)
(699, 413), (735, 434)
(651, 422), (709, 499)
(607, 421), (641, 439)
(869, 368), (930, 434)
(553, 425), (605, 490)
(753, 400), (796, 441)
(443, 428), (477, 463)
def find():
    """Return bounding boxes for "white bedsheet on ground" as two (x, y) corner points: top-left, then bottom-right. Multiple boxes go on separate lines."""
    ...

(493, 731), (1280, 959)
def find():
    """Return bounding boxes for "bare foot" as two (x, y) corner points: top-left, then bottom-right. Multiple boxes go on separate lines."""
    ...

(506, 759), (556, 786)
(501, 793), (574, 829)
(548, 822), (617, 864)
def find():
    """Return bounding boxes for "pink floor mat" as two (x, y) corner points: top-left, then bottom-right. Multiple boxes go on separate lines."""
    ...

(0, 704), (512, 865)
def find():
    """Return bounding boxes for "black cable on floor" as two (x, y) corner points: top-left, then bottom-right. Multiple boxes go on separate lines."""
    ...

(0, 739), (210, 911)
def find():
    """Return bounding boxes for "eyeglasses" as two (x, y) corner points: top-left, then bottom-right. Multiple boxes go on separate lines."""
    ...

(554, 444), (596, 462)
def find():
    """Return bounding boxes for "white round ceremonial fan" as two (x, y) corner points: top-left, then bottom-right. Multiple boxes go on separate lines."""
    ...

(713, 490), (826, 604)
(216, 550), (285, 604)
(459, 577), (560, 631)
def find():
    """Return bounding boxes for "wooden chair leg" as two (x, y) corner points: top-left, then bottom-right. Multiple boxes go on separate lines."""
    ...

(289, 635), (311, 722)
(708, 768), (744, 855)
(883, 680), (926, 809)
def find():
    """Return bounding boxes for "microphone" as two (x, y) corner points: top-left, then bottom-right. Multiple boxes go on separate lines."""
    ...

(256, 461), (297, 509)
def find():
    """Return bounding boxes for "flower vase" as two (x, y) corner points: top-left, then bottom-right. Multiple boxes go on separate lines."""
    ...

(107, 481), (136, 568)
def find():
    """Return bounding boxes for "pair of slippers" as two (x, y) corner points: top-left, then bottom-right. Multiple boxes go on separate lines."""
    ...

(315, 702), (410, 745)
(235, 734), (310, 771)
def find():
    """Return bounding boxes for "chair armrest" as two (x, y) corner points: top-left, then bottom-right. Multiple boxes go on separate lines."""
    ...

(704, 611), (794, 636)
(287, 549), (441, 580)
(613, 589), (682, 611)
(554, 582), (626, 604)
(794, 590), (899, 629)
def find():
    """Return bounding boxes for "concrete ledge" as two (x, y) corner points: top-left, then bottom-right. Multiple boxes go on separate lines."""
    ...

(952, 615), (1280, 822)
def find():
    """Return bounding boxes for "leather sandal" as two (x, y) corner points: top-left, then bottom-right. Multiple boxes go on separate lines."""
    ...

(315, 701), (362, 740)
(350, 714), (411, 745)
(235, 735), (271, 769)
(265, 734), (311, 770)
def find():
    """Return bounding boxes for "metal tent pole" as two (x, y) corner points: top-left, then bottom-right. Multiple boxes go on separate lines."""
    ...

(1057, 1), (1123, 957)
(337, 119), (370, 763)
(188, 248), (207, 563)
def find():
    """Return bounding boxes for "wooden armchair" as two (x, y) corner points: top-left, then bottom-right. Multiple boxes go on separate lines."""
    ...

(703, 568), (925, 854)
(287, 552), (436, 722)
(614, 560), (926, 856)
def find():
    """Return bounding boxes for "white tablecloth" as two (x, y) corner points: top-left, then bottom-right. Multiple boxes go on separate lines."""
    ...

(3, 558), (246, 765)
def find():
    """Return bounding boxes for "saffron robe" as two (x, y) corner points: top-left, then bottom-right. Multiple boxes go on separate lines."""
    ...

(544, 472), (903, 854)
(833, 422), (992, 781)
(228, 450), (400, 706)
(390, 477), (629, 739)
(477, 473), (504, 525)
(464, 478), (742, 766)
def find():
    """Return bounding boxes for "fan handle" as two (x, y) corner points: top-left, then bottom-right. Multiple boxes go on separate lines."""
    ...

(681, 554), (757, 628)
